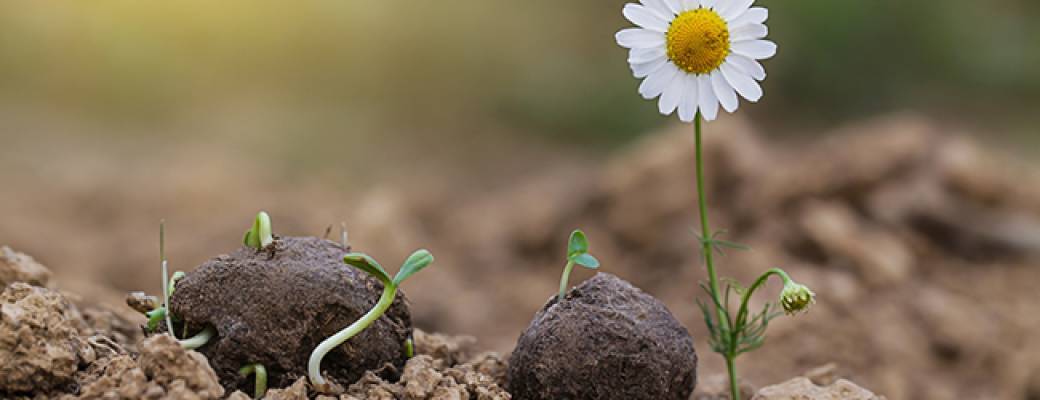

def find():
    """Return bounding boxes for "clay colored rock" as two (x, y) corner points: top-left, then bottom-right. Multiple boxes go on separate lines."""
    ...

(0, 283), (93, 394)
(752, 377), (885, 400)
(506, 272), (697, 400)
(0, 246), (52, 287)
(169, 236), (411, 392)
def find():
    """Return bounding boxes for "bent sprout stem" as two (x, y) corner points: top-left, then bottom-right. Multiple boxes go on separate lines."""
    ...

(180, 326), (216, 350)
(308, 284), (397, 387)
(558, 260), (576, 301)
(239, 363), (268, 399)
(308, 250), (434, 389)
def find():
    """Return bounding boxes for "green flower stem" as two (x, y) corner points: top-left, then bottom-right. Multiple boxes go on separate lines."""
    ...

(239, 363), (268, 399)
(558, 260), (575, 302)
(733, 268), (789, 331)
(695, 113), (738, 400)
(179, 326), (216, 350)
(308, 282), (398, 388)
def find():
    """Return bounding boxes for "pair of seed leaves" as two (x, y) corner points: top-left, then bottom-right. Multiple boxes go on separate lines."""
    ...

(344, 250), (434, 287)
(568, 230), (600, 269)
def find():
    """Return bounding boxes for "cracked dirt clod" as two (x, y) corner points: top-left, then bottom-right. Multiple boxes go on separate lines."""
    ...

(1, 282), (93, 394)
(344, 355), (510, 400)
(70, 334), (224, 400)
(169, 236), (411, 392)
(0, 246), (52, 288)
(506, 272), (697, 400)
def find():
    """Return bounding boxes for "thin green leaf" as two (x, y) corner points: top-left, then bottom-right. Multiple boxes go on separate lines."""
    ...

(567, 230), (589, 258)
(392, 249), (435, 286)
(571, 253), (599, 269)
(343, 253), (391, 284)
(714, 239), (750, 251)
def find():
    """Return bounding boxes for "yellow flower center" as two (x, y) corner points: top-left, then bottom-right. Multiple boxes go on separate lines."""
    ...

(665, 8), (730, 75)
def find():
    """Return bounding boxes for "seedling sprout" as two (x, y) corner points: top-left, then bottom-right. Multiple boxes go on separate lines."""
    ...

(558, 229), (600, 301)
(307, 249), (434, 389)
(243, 211), (274, 249)
(239, 363), (268, 399)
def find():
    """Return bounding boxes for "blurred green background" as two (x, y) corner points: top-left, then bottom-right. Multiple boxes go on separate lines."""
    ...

(1, 0), (1036, 162)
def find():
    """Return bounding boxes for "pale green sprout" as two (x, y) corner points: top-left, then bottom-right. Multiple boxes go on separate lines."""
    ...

(150, 220), (216, 350)
(243, 211), (274, 249)
(307, 249), (435, 389)
(239, 363), (268, 399)
(558, 230), (600, 301)
(405, 337), (415, 358)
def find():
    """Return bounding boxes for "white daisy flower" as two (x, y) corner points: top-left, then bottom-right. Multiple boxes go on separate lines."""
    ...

(615, 0), (776, 122)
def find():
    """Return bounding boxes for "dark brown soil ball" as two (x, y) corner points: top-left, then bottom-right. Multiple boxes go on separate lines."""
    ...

(506, 272), (697, 400)
(168, 236), (411, 392)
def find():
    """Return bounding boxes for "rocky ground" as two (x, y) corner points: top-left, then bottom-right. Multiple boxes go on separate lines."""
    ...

(3, 114), (1039, 399)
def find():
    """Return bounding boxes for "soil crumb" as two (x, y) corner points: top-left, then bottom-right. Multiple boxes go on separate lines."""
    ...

(1, 283), (94, 395)
(169, 236), (411, 392)
(506, 272), (696, 400)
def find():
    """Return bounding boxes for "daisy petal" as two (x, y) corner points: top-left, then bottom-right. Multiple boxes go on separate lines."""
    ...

(730, 7), (768, 28)
(658, 72), (685, 115)
(641, 0), (674, 17)
(700, 0), (718, 10)
(629, 47), (667, 64)
(725, 55), (765, 80)
(639, 63), (681, 99)
(711, 71), (739, 113)
(616, 28), (666, 49)
(631, 57), (667, 78)
(681, 0), (700, 11)
(720, 0), (755, 22)
(697, 74), (719, 121)
(678, 74), (699, 122)
(661, 0), (683, 15)
(624, 4), (669, 32)
(721, 62), (763, 101)
(730, 23), (768, 42)
(731, 39), (776, 60)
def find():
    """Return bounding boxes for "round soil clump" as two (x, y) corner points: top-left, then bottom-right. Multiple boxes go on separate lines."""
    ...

(169, 236), (411, 391)
(507, 272), (697, 400)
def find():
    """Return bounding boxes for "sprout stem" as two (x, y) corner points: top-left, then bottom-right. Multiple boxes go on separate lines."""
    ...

(308, 283), (398, 388)
(160, 221), (176, 338)
(558, 260), (575, 302)
(239, 363), (268, 399)
(179, 326), (216, 350)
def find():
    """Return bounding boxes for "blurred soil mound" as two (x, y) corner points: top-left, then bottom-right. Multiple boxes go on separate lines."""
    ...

(3, 114), (1040, 399)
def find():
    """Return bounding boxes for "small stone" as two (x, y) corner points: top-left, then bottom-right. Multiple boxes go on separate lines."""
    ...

(752, 377), (885, 400)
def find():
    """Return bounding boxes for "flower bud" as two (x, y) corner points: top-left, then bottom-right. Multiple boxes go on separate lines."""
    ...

(780, 281), (815, 315)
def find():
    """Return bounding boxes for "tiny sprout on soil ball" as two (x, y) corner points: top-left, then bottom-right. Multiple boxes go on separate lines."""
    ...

(508, 231), (698, 400)
(558, 229), (600, 301)
(307, 249), (434, 390)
